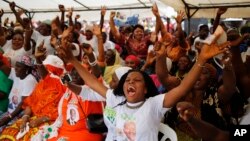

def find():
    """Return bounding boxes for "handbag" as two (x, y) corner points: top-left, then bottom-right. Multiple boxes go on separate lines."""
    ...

(77, 96), (107, 133)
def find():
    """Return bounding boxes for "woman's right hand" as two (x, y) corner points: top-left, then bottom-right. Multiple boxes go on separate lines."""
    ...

(110, 11), (116, 19)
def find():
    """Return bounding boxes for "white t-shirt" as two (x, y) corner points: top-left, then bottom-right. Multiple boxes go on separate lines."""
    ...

(2, 40), (32, 67)
(31, 30), (55, 55)
(7, 68), (37, 113)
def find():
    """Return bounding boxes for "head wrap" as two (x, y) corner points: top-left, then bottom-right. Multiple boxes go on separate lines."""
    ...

(114, 66), (132, 80)
(43, 55), (65, 76)
(125, 55), (140, 67)
(17, 55), (34, 67)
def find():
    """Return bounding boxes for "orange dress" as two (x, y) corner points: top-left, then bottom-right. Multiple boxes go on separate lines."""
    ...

(48, 90), (104, 141)
(0, 74), (66, 141)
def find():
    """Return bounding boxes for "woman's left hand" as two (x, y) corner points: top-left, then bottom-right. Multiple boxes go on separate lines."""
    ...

(199, 38), (230, 61)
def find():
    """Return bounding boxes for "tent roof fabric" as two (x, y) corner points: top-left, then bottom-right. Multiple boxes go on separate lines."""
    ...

(160, 0), (250, 18)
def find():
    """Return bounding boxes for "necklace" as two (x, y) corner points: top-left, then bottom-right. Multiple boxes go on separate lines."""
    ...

(126, 101), (145, 109)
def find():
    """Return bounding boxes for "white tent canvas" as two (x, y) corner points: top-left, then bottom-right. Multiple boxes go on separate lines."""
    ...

(160, 0), (250, 18)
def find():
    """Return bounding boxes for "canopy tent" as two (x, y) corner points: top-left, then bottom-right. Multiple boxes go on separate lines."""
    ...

(0, 0), (177, 22)
(160, 0), (250, 18)
(160, 0), (250, 32)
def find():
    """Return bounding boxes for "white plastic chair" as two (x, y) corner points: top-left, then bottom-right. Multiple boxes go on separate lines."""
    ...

(159, 123), (178, 141)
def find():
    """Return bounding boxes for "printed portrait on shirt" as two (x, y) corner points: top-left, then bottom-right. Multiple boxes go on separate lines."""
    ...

(123, 121), (136, 141)
(66, 105), (79, 126)
(8, 95), (19, 111)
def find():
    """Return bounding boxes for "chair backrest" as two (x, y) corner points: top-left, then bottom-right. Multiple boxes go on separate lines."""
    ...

(159, 123), (178, 141)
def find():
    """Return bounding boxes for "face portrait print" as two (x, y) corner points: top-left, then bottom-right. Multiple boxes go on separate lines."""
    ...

(123, 121), (136, 141)
(8, 95), (19, 111)
(66, 105), (79, 126)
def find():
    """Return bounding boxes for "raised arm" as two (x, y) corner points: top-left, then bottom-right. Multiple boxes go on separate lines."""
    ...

(34, 40), (48, 79)
(152, 3), (161, 36)
(23, 24), (32, 51)
(100, 6), (106, 31)
(152, 4), (168, 37)
(177, 102), (229, 141)
(58, 27), (108, 98)
(93, 25), (105, 63)
(0, 9), (6, 47)
(175, 11), (188, 48)
(230, 34), (250, 99)
(9, 2), (25, 28)
(217, 52), (236, 104)
(109, 11), (121, 41)
(213, 8), (227, 33)
(163, 37), (230, 108)
(155, 42), (180, 90)
(58, 5), (65, 30)
(67, 8), (74, 27)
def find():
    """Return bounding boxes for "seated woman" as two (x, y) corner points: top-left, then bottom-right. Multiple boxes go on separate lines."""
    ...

(0, 55), (37, 133)
(0, 54), (67, 141)
(32, 45), (131, 141)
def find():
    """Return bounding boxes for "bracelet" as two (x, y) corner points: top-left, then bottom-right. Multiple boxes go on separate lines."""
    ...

(88, 60), (97, 66)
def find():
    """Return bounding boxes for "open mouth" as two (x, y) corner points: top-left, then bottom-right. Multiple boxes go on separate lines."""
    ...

(127, 86), (136, 97)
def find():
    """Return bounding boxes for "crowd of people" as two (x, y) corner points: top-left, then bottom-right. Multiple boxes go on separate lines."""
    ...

(0, 2), (250, 141)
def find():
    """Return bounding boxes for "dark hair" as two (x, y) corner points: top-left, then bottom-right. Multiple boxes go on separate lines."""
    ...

(13, 30), (24, 38)
(113, 70), (159, 98)
(133, 24), (144, 33)
(199, 24), (209, 31)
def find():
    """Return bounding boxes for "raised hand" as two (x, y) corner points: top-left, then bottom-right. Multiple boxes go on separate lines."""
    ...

(57, 41), (75, 62)
(81, 43), (93, 55)
(199, 35), (230, 61)
(61, 26), (73, 44)
(75, 14), (80, 19)
(51, 16), (61, 36)
(92, 24), (101, 36)
(175, 10), (185, 24)
(35, 40), (46, 59)
(17, 9), (24, 16)
(152, 3), (160, 17)
(177, 102), (196, 122)
(217, 7), (227, 15)
(9, 2), (16, 11)
(0, 9), (4, 18)
(101, 6), (107, 16)
(68, 7), (73, 17)
(58, 4), (65, 12)
(110, 11), (116, 19)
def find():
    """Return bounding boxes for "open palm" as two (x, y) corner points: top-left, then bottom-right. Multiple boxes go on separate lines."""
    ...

(199, 41), (229, 60)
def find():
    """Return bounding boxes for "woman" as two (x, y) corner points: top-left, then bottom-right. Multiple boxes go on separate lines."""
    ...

(34, 68), (105, 141)
(57, 29), (228, 140)
(125, 55), (140, 70)
(0, 55), (66, 141)
(109, 12), (151, 60)
(0, 55), (37, 133)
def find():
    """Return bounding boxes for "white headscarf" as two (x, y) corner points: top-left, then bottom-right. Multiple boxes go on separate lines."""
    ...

(114, 66), (132, 80)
